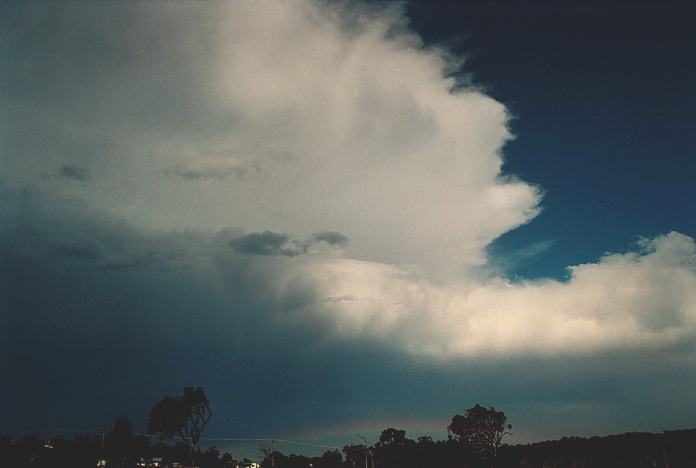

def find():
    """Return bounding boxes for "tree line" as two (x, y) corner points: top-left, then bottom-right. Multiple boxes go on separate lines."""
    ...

(2, 387), (695, 468)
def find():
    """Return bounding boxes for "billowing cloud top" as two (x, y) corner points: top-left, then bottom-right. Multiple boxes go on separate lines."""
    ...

(3, 0), (539, 271)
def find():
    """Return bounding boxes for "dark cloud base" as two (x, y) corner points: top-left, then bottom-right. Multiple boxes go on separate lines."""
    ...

(229, 230), (348, 257)
(58, 164), (91, 182)
(2, 189), (696, 446)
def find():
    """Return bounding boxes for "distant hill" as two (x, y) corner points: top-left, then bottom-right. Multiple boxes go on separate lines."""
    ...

(497, 429), (696, 468)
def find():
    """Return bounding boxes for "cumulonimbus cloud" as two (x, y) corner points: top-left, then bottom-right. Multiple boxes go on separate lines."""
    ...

(2, 0), (695, 362)
(2, 0), (539, 271)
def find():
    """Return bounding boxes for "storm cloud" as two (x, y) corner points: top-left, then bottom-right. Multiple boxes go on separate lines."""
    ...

(3, 190), (696, 443)
(2, 0), (696, 448)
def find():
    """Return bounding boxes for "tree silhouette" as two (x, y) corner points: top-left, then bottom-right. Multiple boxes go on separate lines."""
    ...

(3, 424), (696, 468)
(374, 428), (413, 468)
(147, 387), (212, 467)
(107, 417), (133, 467)
(378, 428), (408, 447)
(448, 404), (511, 460)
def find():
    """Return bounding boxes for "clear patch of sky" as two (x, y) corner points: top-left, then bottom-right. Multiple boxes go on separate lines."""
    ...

(407, 0), (696, 280)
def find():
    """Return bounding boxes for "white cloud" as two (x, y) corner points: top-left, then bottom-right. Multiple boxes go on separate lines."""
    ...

(297, 232), (696, 358)
(3, 0), (539, 271)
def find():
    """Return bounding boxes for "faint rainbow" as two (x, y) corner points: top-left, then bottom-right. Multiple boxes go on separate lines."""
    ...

(286, 417), (449, 446)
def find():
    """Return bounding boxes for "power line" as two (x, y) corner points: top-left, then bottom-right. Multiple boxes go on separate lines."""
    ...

(274, 439), (342, 450)
(136, 434), (343, 450)
(10, 429), (347, 452)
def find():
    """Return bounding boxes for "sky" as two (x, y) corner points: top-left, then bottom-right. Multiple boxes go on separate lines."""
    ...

(1, 0), (696, 459)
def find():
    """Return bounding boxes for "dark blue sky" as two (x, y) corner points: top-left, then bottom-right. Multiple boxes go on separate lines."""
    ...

(409, 0), (696, 279)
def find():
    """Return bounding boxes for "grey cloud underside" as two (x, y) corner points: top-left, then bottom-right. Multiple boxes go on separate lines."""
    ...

(229, 230), (349, 257)
(0, 189), (346, 278)
(2, 188), (696, 440)
(229, 231), (298, 257)
(2, 190), (193, 273)
(311, 231), (349, 247)
(58, 164), (90, 182)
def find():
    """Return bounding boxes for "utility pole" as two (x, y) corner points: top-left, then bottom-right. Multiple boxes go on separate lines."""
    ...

(357, 435), (370, 468)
